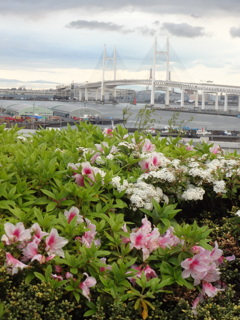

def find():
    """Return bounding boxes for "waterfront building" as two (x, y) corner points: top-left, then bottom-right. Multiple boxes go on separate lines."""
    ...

(0, 100), (53, 117)
(0, 88), (56, 100)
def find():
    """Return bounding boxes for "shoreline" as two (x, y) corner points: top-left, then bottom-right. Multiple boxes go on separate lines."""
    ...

(150, 105), (240, 118)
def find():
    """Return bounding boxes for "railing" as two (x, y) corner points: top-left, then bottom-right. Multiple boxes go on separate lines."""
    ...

(79, 79), (240, 95)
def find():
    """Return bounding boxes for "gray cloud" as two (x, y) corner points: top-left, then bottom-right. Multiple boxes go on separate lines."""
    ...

(66, 19), (207, 39)
(230, 26), (240, 37)
(66, 20), (132, 34)
(1, 0), (240, 17)
(162, 23), (206, 38)
(136, 26), (157, 37)
(190, 13), (201, 18)
(66, 20), (161, 37)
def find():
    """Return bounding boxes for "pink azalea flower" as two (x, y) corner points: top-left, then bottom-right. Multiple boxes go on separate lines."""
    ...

(79, 273), (97, 300)
(129, 217), (180, 261)
(65, 272), (74, 279)
(1, 222), (31, 245)
(181, 255), (209, 285)
(192, 295), (203, 315)
(145, 228), (161, 251)
(127, 264), (142, 284)
(138, 158), (151, 171)
(143, 265), (157, 279)
(51, 274), (63, 281)
(141, 139), (156, 153)
(74, 173), (85, 186)
(64, 206), (83, 224)
(191, 245), (206, 255)
(99, 257), (112, 272)
(90, 152), (101, 163)
(22, 240), (39, 261)
(202, 266), (220, 283)
(225, 255), (235, 262)
(103, 128), (113, 136)
(158, 227), (181, 248)
(6, 252), (28, 275)
(130, 228), (148, 250)
(202, 282), (224, 298)
(81, 219), (100, 248)
(210, 144), (221, 154)
(55, 265), (62, 273)
(186, 143), (194, 151)
(138, 152), (162, 172)
(181, 242), (226, 286)
(45, 228), (68, 258)
(151, 152), (162, 167)
(129, 216), (160, 261)
(67, 162), (81, 171)
(22, 240), (54, 264)
(209, 242), (223, 262)
(141, 216), (152, 233)
(95, 142), (109, 152)
(74, 162), (101, 186)
(128, 264), (157, 284)
(30, 223), (48, 242)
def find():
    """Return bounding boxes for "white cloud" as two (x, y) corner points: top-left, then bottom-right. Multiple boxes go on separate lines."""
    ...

(0, 1), (239, 88)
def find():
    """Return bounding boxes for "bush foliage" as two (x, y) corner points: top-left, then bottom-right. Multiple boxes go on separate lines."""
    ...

(0, 123), (239, 319)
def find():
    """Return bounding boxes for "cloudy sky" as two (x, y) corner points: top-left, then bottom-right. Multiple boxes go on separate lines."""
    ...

(0, 0), (240, 89)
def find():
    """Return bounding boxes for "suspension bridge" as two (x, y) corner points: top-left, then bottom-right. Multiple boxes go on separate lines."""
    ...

(78, 38), (240, 112)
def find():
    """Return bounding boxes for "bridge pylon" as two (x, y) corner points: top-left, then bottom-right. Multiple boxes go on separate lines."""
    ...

(101, 45), (117, 102)
(150, 37), (170, 105)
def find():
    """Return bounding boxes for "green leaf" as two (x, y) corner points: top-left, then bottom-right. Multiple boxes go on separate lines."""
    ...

(70, 267), (78, 274)
(159, 276), (175, 288)
(160, 218), (171, 227)
(25, 273), (35, 285)
(114, 199), (127, 208)
(0, 200), (15, 209)
(83, 310), (96, 317)
(45, 265), (52, 279)
(65, 285), (74, 291)
(34, 197), (50, 205)
(46, 201), (58, 212)
(59, 200), (75, 206)
(40, 189), (56, 199)
(34, 272), (46, 282)
(73, 291), (80, 302)
(160, 261), (174, 275)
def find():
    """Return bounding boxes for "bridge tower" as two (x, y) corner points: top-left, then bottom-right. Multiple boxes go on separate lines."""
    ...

(101, 45), (117, 102)
(150, 37), (170, 105)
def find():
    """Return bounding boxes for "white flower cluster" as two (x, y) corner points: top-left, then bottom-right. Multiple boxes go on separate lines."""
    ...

(95, 156), (105, 165)
(118, 141), (136, 150)
(77, 147), (94, 154)
(54, 148), (64, 153)
(235, 210), (240, 217)
(106, 154), (115, 160)
(187, 160), (200, 168)
(171, 159), (181, 169)
(94, 144), (240, 205)
(138, 168), (176, 183)
(97, 169), (107, 179)
(182, 185), (205, 201)
(213, 180), (226, 194)
(126, 181), (167, 211)
(188, 167), (213, 183)
(111, 176), (168, 210)
(110, 176), (129, 193)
